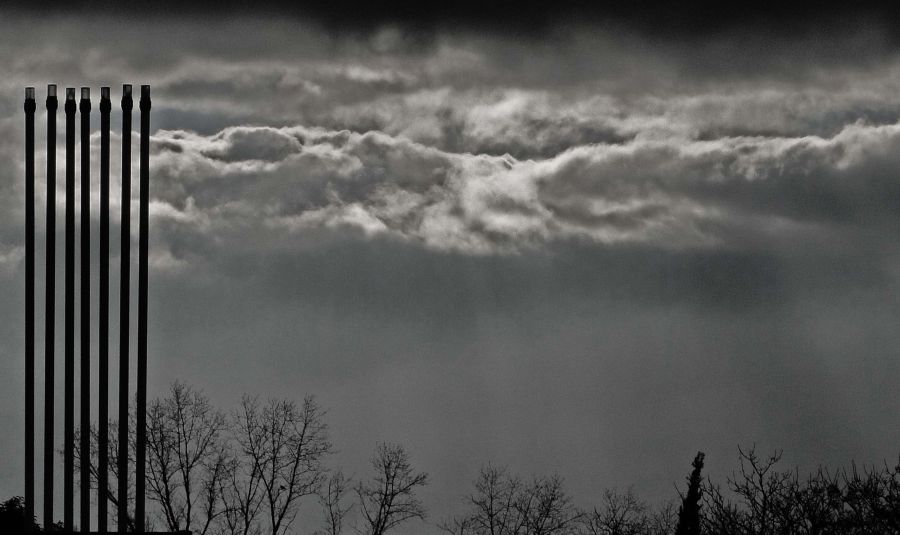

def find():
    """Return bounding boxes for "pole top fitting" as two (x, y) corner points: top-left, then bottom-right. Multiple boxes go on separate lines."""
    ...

(139, 85), (151, 112)
(65, 88), (77, 112)
(25, 87), (36, 112)
(122, 84), (134, 111)
(81, 87), (90, 99)
(47, 84), (58, 110)
(100, 87), (111, 113)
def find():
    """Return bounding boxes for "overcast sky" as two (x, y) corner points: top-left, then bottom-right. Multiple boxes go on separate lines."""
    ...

(2, 4), (900, 533)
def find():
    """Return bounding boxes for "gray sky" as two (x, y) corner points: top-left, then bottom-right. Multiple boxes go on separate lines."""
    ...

(2, 9), (900, 534)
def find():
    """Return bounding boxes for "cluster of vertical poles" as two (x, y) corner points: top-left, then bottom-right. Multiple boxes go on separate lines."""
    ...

(23, 84), (152, 532)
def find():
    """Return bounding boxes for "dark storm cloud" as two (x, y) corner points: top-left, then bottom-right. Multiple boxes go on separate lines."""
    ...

(7, 0), (900, 39)
(2, 12), (900, 533)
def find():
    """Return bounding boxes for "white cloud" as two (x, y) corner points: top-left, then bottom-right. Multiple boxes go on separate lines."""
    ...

(145, 118), (900, 257)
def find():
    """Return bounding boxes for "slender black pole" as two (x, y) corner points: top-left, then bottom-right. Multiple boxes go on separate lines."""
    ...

(118, 84), (132, 533)
(24, 86), (36, 534)
(79, 87), (91, 533)
(64, 87), (76, 532)
(44, 83), (57, 533)
(136, 85), (151, 533)
(98, 87), (111, 533)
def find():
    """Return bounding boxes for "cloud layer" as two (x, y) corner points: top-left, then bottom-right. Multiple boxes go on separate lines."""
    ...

(143, 119), (900, 261)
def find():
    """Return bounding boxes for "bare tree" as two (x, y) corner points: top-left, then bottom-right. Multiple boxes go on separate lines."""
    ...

(582, 489), (649, 535)
(696, 445), (900, 535)
(145, 382), (229, 535)
(439, 515), (477, 535)
(218, 453), (266, 535)
(356, 443), (429, 535)
(515, 475), (582, 535)
(646, 501), (677, 535)
(73, 419), (137, 531)
(234, 395), (333, 535)
(841, 459), (900, 533)
(702, 446), (800, 535)
(317, 470), (353, 535)
(468, 465), (527, 535)
(444, 466), (580, 535)
(75, 386), (229, 533)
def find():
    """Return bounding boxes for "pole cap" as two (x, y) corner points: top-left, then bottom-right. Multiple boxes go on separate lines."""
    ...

(139, 85), (151, 112)
(101, 87), (110, 99)
(66, 87), (76, 100)
(81, 87), (90, 99)
(122, 84), (133, 110)
(48, 84), (57, 97)
(25, 87), (35, 99)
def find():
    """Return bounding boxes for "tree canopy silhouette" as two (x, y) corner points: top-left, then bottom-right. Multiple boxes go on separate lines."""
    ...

(675, 452), (704, 535)
(34, 381), (900, 534)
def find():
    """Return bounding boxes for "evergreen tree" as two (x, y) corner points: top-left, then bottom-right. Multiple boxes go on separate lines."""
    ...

(675, 452), (705, 535)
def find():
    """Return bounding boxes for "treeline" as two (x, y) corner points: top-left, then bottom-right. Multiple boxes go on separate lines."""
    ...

(440, 450), (900, 535)
(3, 382), (899, 534)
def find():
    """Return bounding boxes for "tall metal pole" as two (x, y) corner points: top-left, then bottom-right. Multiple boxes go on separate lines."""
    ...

(136, 85), (151, 532)
(64, 87), (76, 532)
(24, 86), (36, 534)
(79, 87), (91, 533)
(98, 86), (111, 533)
(44, 83), (57, 533)
(118, 84), (133, 532)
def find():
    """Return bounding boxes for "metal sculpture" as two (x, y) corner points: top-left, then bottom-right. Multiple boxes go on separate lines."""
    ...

(23, 83), (160, 533)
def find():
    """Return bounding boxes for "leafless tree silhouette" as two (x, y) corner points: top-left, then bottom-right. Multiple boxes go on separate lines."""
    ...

(441, 465), (581, 535)
(218, 452), (266, 535)
(439, 515), (478, 535)
(515, 475), (582, 535)
(63, 383), (900, 535)
(356, 442), (429, 535)
(72, 419), (137, 531)
(233, 395), (333, 535)
(702, 445), (900, 534)
(74, 386), (227, 533)
(471, 465), (525, 535)
(145, 382), (230, 535)
(583, 489), (652, 535)
(316, 470), (354, 535)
